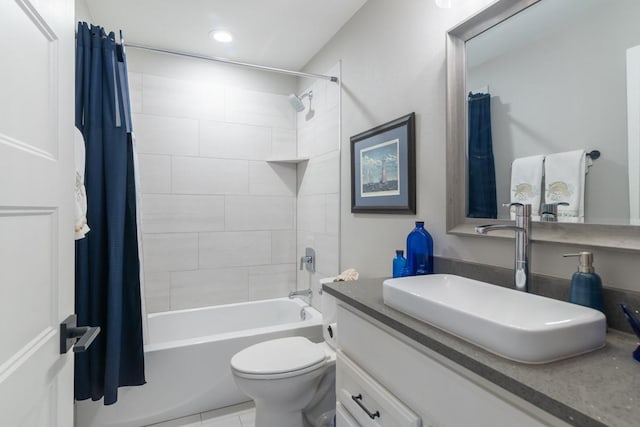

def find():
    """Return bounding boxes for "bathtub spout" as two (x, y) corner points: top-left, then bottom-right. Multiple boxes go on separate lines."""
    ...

(289, 289), (312, 299)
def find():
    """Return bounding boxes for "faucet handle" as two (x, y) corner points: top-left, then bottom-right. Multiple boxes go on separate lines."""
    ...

(540, 202), (569, 222)
(502, 203), (531, 216)
(541, 202), (569, 214)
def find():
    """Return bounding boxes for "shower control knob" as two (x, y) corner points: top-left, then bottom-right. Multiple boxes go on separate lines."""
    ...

(327, 324), (334, 338)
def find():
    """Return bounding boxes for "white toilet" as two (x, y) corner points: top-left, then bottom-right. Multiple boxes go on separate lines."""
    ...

(230, 290), (337, 427)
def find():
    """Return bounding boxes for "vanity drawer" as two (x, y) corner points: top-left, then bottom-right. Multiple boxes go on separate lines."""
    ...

(337, 350), (422, 427)
(336, 402), (361, 427)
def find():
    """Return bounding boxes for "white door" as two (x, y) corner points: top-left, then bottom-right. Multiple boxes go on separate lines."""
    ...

(0, 0), (75, 425)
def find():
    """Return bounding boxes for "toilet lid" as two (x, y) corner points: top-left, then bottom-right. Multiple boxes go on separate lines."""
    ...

(231, 337), (326, 375)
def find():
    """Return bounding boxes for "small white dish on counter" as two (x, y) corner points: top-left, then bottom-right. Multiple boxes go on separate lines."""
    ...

(383, 274), (607, 364)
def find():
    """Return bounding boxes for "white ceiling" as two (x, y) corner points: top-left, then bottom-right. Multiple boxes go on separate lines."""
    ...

(85, 0), (368, 71)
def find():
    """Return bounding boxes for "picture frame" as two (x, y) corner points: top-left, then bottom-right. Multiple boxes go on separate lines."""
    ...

(350, 112), (416, 214)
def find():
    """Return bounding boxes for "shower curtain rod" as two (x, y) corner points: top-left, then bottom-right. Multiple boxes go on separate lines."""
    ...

(126, 43), (339, 83)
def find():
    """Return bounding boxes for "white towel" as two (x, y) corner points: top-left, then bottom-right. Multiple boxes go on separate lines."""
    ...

(74, 128), (90, 239)
(544, 150), (586, 223)
(510, 155), (544, 220)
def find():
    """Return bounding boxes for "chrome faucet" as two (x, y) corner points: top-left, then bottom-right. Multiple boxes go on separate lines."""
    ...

(475, 203), (531, 292)
(288, 288), (312, 299)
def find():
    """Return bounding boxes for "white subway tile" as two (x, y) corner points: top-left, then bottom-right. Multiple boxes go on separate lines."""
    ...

(298, 109), (339, 158)
(142, 74), (225, 120)
(133, 114), (198, 156)
(143, 271), (170, 313)
(271, 128), (297, 158)
(200, 121), (271, 160)
(170, 267), (249, 309)
(313, 109), (340, 156)
(249, 162), (296, 196)
(226, 88), (295, 129)
(249, 264), (296, 301)
(137, 154), (171, 194)
(225, 196), (294, 231)
(296, 231), (317, 256)
(297, 195), (326, 233)
(199, 231), (271, 268)
(313, 234), (340, 276)
(325, 193), (340, 236)
(172, 157), (249, 195)
(271, 230), (296, 264)
(141, 194), (225, 233)
(297, 120), (313, 157)
(128, 72), (142, 114)
(142, 233), (198, 272)
(297, 152), (340, 196)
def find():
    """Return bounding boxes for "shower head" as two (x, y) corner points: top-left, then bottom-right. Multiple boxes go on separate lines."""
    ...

(288, 90), (313, 112)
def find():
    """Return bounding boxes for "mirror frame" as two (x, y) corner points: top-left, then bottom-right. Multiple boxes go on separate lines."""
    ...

(445, 0), (640, 251)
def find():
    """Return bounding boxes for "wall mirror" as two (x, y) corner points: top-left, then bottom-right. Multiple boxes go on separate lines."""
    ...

(446, 0), (640, 250)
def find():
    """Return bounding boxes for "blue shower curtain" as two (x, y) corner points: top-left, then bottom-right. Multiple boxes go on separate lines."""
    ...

(74, 22), (145, 405)
(467, 92), (497, 218)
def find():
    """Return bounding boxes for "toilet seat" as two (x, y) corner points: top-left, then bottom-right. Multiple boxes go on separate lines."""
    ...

(231, 337), (327, 380)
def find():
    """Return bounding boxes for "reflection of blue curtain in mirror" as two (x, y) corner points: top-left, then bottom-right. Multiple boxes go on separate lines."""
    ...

(467, 92), (497, 218)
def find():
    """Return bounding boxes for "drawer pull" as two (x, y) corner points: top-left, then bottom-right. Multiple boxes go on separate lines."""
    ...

(351, 394), (380, 420)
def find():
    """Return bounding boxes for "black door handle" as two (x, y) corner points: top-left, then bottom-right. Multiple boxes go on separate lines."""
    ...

(60, 314), (101, 354)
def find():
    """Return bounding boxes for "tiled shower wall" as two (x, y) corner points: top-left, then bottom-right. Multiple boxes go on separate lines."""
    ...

(127, 54), (301, 313)
(296, 63), (341, 310)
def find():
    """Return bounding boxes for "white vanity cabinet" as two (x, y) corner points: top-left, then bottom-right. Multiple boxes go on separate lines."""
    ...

(336, 305), (571, 427)
(336, 349), (422, 426)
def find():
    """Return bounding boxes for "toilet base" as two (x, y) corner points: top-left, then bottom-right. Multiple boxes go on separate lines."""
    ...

(303, 368), (335, 427)
(255, 403), (303, 427)
(304, 409), (335, 427)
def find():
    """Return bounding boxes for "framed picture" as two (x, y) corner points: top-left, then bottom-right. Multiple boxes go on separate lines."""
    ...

(351, 112), (416, 214)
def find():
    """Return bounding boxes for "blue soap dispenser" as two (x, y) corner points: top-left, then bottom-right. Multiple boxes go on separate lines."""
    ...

(563, 252), (604, 312)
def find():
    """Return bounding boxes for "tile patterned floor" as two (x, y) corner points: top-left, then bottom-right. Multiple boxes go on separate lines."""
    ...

(147, 402), (255, 427)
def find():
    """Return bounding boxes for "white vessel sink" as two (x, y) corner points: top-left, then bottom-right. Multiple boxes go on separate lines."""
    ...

(383, 274), (607, 364)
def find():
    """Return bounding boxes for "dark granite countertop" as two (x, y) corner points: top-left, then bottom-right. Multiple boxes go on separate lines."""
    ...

(324, 278), (640, 427)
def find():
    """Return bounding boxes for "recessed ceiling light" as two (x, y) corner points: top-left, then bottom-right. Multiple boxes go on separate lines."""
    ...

(209, 30), (233, 43)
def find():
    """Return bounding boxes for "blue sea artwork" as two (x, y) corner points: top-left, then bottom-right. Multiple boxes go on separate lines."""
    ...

(360, 139), (400, 197)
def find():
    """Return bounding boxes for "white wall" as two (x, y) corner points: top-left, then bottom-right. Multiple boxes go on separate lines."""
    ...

(303, 0), (640, 293)
(295, 63), (342, 309)
(127, 50), (301, 312)
(75, 0), (93, 23)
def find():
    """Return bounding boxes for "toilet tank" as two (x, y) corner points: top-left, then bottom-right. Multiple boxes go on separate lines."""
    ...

(320, 278), (338, 349)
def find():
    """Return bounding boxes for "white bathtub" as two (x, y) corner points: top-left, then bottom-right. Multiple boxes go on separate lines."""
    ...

(75, 297), (323, 427)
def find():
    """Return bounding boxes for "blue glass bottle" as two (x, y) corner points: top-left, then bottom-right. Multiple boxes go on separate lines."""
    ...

(393, 250), (408, 278)
(406, 221), (434, 275)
